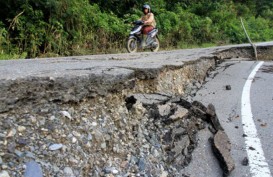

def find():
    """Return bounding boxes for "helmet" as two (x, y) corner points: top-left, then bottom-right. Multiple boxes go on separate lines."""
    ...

(142, 4), (151, 13)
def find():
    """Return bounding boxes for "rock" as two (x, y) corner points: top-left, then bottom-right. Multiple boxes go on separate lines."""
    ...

(103, 167), (118, 174)
(87, 133), (93, 140)
(17, 125), (26, 132)
(170, 106), (188, 121)
(6, 128), (16, 138)
(194, 81), (202, 89)
(226, 85), (231, 90)
(60, 111), (72, 120)
(138, 158), (146, 172)
(103, 167), (111, 174)
(0, 171), (10, 177)
(101, 142), (107, 149)
(25, 151), (36, 159)
(63, 167), (75, 177)
(212, 130), (235, 176)
(0, 157), (2, 165)
(17, 137), (29, 145)
(131, 101), (146, 117)
(14, 149), (24, 158)
(242, 157), (249, 166)
(173, 136), (190, 157)
(173, 127), (186, 137)
(49, 144), (63, 151)
(192, 100), (207, 112)
(191, 101), (208, 121)
(71, 137), (77, 143)
(130, 156), (138, 165)
(24, 161), (43, 177)
(91, 122), (97, 126)
(53, 165), (60, 173)
(1, 165), (7, 170)
(158, 103), (171, 117)
(120, 161), (128, 169)
(160, 171), (168, 177)
(0, 133), (5, 139)
(93, 129), (103, 142)
(30, 116), (37, 123)
(7, 143), (16, 153)
(72, 131), (81, 137)
(206, 104), (224, 131)
(112, 169), (119, 174)
(69, 157), (79, 165)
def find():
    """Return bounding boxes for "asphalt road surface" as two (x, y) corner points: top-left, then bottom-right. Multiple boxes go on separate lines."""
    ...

(182, 59), (273, 177)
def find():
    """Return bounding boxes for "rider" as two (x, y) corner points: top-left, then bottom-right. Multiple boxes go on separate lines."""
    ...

(140, 4), (156, 35)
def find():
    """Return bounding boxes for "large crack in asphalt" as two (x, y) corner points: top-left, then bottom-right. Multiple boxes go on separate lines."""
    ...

(0, 45), (273, 176)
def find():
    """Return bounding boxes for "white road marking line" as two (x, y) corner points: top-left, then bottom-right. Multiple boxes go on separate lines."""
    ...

(241, 61), (272, 177)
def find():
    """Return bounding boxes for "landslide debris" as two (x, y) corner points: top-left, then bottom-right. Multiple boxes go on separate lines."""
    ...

(0, 93), (234, 176)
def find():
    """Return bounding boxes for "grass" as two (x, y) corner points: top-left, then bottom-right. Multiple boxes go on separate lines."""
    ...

(0, 52), (27, 60)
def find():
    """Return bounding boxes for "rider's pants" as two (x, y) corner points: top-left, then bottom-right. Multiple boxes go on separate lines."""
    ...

(142, 26), (154, 35)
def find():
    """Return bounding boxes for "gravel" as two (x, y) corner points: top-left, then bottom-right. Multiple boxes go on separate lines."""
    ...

(0, 92), (230, 176)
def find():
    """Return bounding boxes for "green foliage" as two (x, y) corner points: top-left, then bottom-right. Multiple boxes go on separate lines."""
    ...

(0, 0), (272, 59)
(246, 17), (273, 41)
(0, 22), (7, 52)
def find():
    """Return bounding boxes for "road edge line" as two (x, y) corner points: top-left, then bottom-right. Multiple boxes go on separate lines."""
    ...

(241, 61), (272, 177)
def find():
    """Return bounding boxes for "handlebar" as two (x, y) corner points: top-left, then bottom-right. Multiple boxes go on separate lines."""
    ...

(133, 20), (144, 25)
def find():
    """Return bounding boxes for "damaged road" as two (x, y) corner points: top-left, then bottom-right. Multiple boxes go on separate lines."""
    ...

(182, 60), (273, 177)
(0, 43), (273, 177)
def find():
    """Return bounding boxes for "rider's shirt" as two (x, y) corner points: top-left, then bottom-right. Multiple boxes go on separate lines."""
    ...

(141, 13), (156, 27)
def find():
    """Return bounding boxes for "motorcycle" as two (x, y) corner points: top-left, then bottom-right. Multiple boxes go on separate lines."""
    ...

(126, 20), (160, 53)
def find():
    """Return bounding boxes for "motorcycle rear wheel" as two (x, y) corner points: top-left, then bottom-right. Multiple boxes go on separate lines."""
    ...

(151, 36), (160, 52)
(126, 38), (138, 53)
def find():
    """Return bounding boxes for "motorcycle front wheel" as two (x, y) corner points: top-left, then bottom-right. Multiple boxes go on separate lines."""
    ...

(126, 38), (138, 53)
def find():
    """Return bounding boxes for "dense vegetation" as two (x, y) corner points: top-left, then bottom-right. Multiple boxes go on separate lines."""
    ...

(0, 0), (272, 59)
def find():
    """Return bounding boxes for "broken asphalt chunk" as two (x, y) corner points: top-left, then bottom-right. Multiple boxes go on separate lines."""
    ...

(206, 103), (224, 131)
(212, 130), (235, 176)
